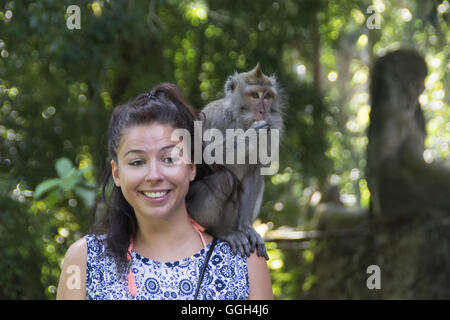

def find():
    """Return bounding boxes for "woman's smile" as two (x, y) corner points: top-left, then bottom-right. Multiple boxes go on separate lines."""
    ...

(139, 189), (172, 203)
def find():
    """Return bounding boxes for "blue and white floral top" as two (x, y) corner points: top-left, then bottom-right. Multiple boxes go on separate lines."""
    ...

(85, 234), (249, 300)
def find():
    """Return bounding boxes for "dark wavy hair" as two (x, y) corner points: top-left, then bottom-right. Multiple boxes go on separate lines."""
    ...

(90, 83), (235, 274)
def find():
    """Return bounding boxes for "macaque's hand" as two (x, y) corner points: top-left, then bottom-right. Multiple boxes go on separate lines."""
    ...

(242, 226), (269, 260)
(218, 227), (269, 260)
(252, 119), (270, 131)
(217, 231), (251, 258)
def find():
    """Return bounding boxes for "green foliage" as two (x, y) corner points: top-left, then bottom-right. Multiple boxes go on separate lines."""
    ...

(34, 157), (96, 207)
(0, 0), (448, 299)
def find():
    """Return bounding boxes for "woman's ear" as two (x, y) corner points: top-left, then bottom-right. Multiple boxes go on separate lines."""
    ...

(111, 159), (120, 187)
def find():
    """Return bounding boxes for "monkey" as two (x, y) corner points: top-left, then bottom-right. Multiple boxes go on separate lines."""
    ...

(187, 63), (284, 260)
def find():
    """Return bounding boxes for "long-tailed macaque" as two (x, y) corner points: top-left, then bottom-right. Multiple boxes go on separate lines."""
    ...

(187, 64), (284, 259)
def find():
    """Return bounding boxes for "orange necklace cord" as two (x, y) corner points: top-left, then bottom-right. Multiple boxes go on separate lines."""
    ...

(127, 241), (138, 297)
(188, 216), (207, 248)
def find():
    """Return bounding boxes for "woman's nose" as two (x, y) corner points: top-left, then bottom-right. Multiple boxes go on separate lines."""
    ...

(144, 160), (163, 181)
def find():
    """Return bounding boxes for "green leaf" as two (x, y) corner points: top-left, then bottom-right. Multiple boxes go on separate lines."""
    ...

(33, 178), (61, 199)
(76, 165), (92, 177)
(74, 186), (96, 207)
(60, 173), (81, 191)
(55, 158), (74, 178)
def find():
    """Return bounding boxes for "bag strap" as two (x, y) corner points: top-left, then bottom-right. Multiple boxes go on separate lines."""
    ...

(194, 238), (217, 300)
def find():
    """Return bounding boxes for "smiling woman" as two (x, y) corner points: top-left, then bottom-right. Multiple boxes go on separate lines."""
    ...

(111, 124), (196, 224)
(56, 83), (273, 300)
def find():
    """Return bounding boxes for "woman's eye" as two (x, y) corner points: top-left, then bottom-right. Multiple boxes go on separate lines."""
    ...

(164, 157), (180, 164)
(129, 160), (144, 166)
(163, 157), (174, 164)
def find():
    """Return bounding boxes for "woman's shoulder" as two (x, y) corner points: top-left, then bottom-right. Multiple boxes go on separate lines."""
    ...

(246, 250), (273, 299)
(57, 238), (88, 299)
(62, 235), (99, 265)
(65, 237), (88, 262)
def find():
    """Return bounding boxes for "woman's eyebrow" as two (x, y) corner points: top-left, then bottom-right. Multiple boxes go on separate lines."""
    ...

(123, 149), (145, 157)
(160, 144), (177, 151)
(123, 145), (177, 157)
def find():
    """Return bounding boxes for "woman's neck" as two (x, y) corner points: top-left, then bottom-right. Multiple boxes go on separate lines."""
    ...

(132, 210), (205, 262)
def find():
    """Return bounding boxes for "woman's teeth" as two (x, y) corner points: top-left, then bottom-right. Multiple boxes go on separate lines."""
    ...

(143, 191), (168, 198)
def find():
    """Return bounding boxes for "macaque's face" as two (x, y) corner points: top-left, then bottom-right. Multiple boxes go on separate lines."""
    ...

(244, 86), (275, 121)
(111, 123), (196, 222)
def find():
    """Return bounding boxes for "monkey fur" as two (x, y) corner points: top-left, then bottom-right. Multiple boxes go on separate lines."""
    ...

(187, 64), (284, 260)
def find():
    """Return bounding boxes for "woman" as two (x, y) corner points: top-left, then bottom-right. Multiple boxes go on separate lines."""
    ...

(57, 83), (273, 300)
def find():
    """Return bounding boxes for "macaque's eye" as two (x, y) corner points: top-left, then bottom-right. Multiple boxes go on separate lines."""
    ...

(264, 93), (273, 100)
(250, 92), (259, 99)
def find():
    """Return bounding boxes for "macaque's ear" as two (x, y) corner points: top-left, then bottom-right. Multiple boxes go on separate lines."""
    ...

(245, 62), (272, 85)
(224, 75), (236, 95)
(111, 159), (120, 187)
(249, 62), (264, 80)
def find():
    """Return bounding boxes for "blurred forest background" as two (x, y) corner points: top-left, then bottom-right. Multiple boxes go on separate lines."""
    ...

(0, 0), (449, 299)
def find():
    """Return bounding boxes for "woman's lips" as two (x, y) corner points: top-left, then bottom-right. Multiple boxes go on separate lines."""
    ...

(139, 190), (171, 203)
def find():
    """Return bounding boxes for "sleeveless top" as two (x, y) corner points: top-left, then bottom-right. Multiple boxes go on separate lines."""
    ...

(85, 234), (249, 300)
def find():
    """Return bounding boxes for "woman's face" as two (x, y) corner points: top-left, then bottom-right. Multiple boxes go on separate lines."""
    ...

(111, 123), (196, 221)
